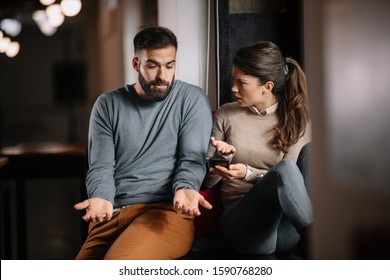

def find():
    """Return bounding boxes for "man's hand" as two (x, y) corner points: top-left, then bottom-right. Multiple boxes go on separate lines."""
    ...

(74, 197), (114, 223)
(173, 188), (212, 216)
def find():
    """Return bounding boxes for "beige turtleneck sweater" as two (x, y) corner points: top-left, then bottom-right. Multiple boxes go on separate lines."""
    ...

(204, 102), (312, 208)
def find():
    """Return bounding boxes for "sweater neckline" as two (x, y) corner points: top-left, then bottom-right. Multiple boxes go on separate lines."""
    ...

(249, 102), (278, 116)
(125, 84), (162, 106)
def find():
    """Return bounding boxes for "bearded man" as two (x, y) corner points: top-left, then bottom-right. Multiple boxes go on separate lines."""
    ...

(74, 26), (212, 260)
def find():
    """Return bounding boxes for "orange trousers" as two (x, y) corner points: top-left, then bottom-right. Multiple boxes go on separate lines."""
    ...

(75, 202), (194, 260)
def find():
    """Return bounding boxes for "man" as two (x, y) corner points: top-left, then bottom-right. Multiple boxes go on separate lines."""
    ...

(74, 26), (212, 259)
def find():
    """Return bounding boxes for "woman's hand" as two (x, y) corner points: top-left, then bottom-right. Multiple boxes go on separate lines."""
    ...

(210, 137), (236, 155)
(210, 163), (247, 180)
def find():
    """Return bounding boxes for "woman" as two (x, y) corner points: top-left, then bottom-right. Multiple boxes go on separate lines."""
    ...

(204, 41), (312, 255)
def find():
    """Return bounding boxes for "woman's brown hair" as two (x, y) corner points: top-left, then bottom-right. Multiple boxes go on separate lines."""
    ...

(232, 41), (309, 153)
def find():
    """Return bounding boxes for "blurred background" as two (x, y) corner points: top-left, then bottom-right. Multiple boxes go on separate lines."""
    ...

(0, 0), (389, 260)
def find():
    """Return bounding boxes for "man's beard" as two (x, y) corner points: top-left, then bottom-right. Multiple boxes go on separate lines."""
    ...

(139, 72), (173, 101)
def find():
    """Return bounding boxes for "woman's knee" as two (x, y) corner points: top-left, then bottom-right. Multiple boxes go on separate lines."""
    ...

(274, 158), (301, 181)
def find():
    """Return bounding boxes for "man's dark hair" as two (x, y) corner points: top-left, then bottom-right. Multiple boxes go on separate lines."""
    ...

(134, 26), (178, 52)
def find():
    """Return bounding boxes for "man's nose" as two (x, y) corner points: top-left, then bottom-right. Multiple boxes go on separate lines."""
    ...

(156, 67), (166, 81)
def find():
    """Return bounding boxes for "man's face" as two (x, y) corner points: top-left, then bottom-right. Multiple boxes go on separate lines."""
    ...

(133, 46), (176, 101)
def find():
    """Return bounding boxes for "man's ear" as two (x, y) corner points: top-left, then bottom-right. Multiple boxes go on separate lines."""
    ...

(132, 57), (140, 72)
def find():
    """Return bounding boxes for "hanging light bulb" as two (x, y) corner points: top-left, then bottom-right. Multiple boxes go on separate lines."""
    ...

(60, 0), (82, 17)
(46, 4), (65, 27)
(33, 10), (57, 36)
(5, 41), (20, 58)
(33, 10), (47, 24)
(39, 22), (57, 36)
(1, 19), (22, 37)
(0, 37), (11, 53)
(39, 0), (56, 6)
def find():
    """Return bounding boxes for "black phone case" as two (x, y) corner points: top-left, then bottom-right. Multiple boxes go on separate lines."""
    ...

(208, 152), (232, 168)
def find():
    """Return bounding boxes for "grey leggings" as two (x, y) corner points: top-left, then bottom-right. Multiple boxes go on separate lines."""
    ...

(219, 144), (313, 255)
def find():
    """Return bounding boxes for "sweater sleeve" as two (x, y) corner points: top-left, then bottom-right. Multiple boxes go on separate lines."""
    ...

(85, 94), (116, 203)
(243, 164), (269, 183)
(202, 107), (226, 188)
(172, 87), (213, 192)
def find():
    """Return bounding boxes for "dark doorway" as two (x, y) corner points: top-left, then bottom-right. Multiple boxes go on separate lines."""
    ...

(217, 0), (303, 106)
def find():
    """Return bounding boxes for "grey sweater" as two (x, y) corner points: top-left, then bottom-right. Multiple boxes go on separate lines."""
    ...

(86, 80), (212, 208)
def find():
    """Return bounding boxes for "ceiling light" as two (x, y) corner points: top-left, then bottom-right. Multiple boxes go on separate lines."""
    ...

(40, 0), (56, 6)
(33, 10), (58, 36)
(39, 23), (57, 36)
(0, 37), (11, 53)
(1, 19), (22, 37)
(33, 10), (47, 24)
(46, 4), (65, 27)
(6, 41), (20, 58)
(60, 0), (82, 17)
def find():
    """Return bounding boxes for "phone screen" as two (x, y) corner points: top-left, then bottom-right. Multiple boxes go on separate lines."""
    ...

(209, 158), (230, 168)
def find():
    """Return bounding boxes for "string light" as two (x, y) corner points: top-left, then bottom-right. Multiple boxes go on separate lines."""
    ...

(46, 4), (65, 27)
(0, 37), (11, 53)
(33, 10), (57, 36)
(5, 41), (20, 57)
(1, 19), (22, 37)
(39, 0), (56, 6)
(60, 0), (82, 17)
(0, 0), (83, 58)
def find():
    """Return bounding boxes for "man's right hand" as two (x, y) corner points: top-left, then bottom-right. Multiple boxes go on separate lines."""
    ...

(74, 197), (114, 223)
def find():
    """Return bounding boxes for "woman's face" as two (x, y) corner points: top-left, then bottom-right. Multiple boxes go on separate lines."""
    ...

(231, 66), (275, 110)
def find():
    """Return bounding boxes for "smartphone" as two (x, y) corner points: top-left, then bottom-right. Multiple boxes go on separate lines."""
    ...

(209, 157), (231, 168)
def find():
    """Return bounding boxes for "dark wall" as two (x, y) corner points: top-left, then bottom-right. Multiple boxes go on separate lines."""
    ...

(0, 14), (88, 260)
(217, 0), (303, 106)
(0, 20), (88, 146)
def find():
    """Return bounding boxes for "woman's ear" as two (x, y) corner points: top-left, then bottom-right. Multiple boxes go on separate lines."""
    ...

(132, 57), (140, 72)
(264, 81), (274, 92)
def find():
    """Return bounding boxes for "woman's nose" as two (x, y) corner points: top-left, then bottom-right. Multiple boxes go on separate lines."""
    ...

(232, 84), (238, 93)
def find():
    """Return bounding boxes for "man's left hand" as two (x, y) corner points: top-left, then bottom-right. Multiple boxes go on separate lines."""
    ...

(173, 188), (212, 216)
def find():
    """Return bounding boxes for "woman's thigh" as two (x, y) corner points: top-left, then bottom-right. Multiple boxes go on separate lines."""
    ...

(104, 203), (194, 260)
